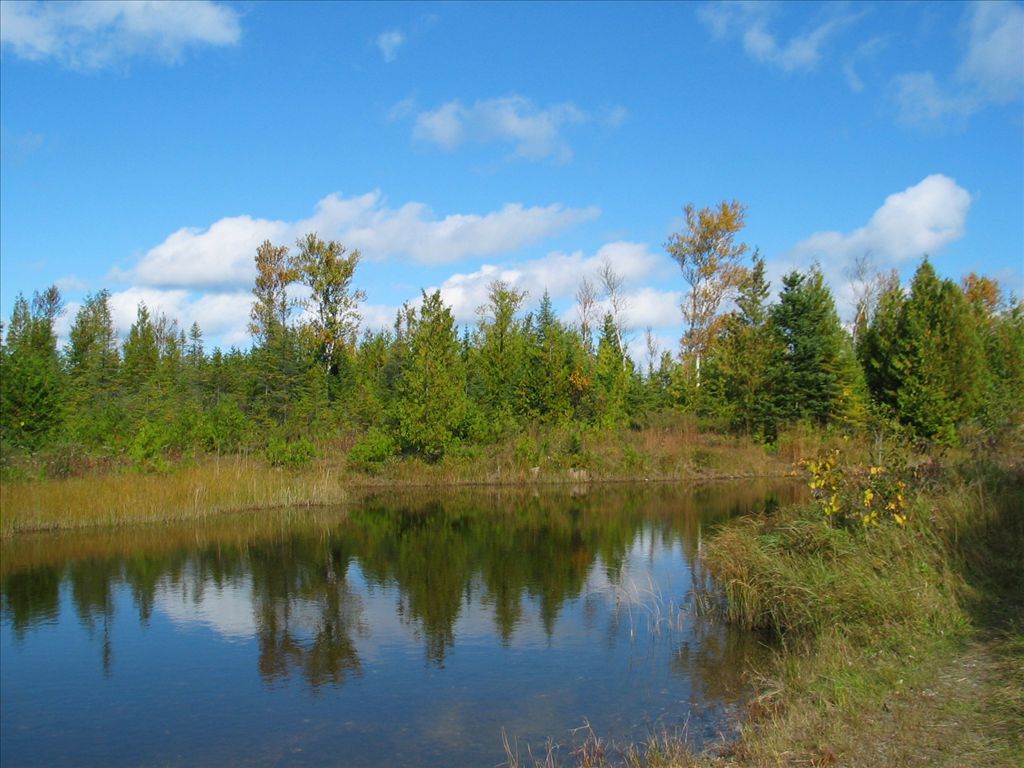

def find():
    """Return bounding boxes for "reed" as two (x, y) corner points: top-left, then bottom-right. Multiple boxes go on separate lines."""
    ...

(699, 453), (1024, 767)
(1, 421), (805, 536)
(0, 455), (352, 535)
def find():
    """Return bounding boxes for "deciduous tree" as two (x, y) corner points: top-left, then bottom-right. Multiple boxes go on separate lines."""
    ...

(665, 200), (749, 380)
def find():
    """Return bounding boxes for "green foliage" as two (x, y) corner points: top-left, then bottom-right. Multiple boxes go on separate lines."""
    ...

(803, 448), (909, 528)
(894, 261), (985, 443)
(196, 398), (250, 454)
(65, 290), (123, 448)
(771, 266), (867, 429)
(129, 420), (175, 473)
(291, 233), (365, 403)
(394, 291), (468, 461)
(1, 289), (65, 449)
(3, 227), (1022, 476)
(467, 280), (531, 428)
(977, 297), (1024, 430)
(347, 427), (396, 470)
(700, 256), (783, 438)
(593, 313), (635, 427)
(858, 272), (904, 411)
(265, 435), (315, 468)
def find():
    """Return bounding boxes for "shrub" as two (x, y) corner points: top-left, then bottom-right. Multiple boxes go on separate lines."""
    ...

(803, 447), (909, 528)
(129, 420), (173, 473)
(197, 399), (249, 454)
(266, 435), (315, 469)
(347, 428), (396, 471)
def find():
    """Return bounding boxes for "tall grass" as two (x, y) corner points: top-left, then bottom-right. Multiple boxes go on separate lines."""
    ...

(0, 455), (352, 534)
(1, 419), (810, 535)
(701, 451), (1024, 766)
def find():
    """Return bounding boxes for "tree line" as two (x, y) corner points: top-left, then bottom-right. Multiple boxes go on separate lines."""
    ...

(2, 206), (1021, 470)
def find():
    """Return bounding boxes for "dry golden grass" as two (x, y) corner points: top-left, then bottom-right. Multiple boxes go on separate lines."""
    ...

(0, 455), (352, 535)
(1, 420), (808, 536)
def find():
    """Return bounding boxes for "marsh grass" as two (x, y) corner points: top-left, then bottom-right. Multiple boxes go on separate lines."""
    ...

(1, 420), (808, 535)
(493, 444), (1023, 767)
(699, 452), (1024, 767)
(501, 720), (708, 768)
(0, 455), (352, 534)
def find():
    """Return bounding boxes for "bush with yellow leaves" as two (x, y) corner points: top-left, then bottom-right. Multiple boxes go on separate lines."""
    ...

(803, 448), (909, 528)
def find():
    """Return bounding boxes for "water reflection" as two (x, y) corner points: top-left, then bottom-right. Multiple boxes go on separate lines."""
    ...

(1, 482), (803, 767)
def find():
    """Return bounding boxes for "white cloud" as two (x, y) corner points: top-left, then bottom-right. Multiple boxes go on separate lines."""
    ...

(892, 72), (975, 125)
(128, 191), (600, 292)
(131, 215), (289, 291)
(0, 0), (241, 69)
(376, 30), (404, 63)
(106, 286), (190, 334)
(790, 174), (972, 265)
(604, 105), (630, 127)
(893, 1), (1024, 126)
(957, 1), (1024, 103)
(842, 36), (888, 93)
(68, 286), (253, 349)
(429, 241), (672, 325)
(698, 2), (856, 73)
(783, 174), (972, 322)
(102, 192), (600, 347)
(412, 96), (590, 162)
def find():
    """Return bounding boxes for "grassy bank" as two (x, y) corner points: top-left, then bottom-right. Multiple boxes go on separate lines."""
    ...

(500, 434), (1023, 767)
(701, 452), (1023, 767)
(0, 418), (815, 535)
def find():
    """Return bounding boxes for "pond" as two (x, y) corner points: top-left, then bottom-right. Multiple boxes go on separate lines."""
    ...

(1, 481), (803, 767)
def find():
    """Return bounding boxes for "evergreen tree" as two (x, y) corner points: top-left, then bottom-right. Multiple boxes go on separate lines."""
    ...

(122, 303), (159, 397)
(593, 312), (635, 426)
(771, 267), (865, 428)
(394, 291), (468, 460)
(468, 280), (530, 436)
(527, 290), (578, 421)
(894, 260), (986, 442)
(701, 257), (783, 437)
(66, 290), (122, 447)
(0, 288), (65, 448)
(857, 271), (904, 412)
(981, 297), (1024, 428)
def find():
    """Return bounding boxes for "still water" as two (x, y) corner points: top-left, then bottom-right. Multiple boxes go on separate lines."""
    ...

(1, 482), (801, 767)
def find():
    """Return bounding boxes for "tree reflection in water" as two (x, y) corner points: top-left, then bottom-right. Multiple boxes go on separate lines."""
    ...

(1, 481), (804, 688)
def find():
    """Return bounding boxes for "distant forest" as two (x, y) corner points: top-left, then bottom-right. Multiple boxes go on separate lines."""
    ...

(2, 202), (1021, 470)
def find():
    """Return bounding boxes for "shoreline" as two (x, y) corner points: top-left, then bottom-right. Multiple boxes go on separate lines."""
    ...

(0, 464), (798, 537)
(1, 430), (808, 536)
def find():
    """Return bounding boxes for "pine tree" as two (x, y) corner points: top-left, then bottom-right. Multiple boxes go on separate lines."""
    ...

(394, 291), (468, 460)
(66, 290), (122, 447)
(771, 267), (865, 428)
(468, 280), (530, 435)
(527, 290), (577, 421)
(122, 303), (159, 396)
(593, 312), (634, 427)
(701, 257), (783, 437)
(857, 271), (904, 412)
(0, 288), (65, 448)
(894, 260), (986, 442)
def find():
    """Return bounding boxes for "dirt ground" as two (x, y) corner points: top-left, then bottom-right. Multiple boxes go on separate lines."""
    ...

(843, 636), (1023, 768)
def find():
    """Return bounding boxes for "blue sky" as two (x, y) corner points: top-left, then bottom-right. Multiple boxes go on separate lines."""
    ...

(1, 0), (1022, 360)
